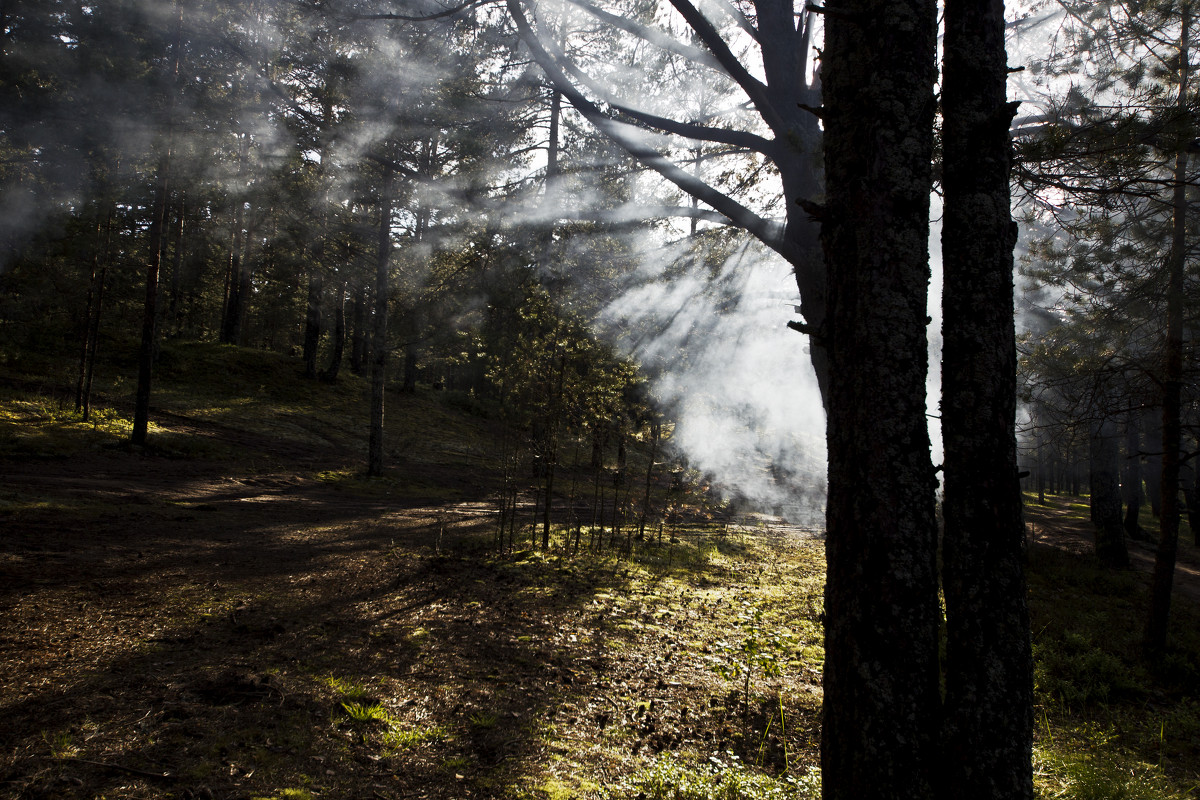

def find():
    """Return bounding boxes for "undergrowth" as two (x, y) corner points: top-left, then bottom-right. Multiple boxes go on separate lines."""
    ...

(609, 752), (820, 800)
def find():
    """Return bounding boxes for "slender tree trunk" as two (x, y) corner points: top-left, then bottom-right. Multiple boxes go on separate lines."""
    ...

(132, 159), (170, 445)
(639, 421), (660, 538)
(350, 279), (368, 374)
(1146, 9), (1190, 652)
(221, 136), (249, 345)
(1145, 407), (1163, 517)
(79, 210), (112, 422)
(76, 212), (106, 415)
(1036, 435), (1047, 505)
(167, 194), (185, 335)
(542, 453), (556, 550)
(1185, 441), (1200, 545)
(820, 0), (940, 795)
(1090, 418), (1130, 567)
(303, 269), (323, 379)
(322, 280), (346, 381)
(1123, 411), (1145, 540)
(939, 0), (1033, 793)
(402, 343), (418, 392)
(132, 1), (183, 445)
(367, 163), (393, 477)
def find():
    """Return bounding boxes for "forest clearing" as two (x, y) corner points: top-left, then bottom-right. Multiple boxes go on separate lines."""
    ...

(3, 0), (1199, 794)
(2, 344), (1199, 800)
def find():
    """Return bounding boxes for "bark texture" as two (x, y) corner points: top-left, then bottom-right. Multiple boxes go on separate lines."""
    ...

(938, 0), (1033, 794)
(820, 0), (940, 795)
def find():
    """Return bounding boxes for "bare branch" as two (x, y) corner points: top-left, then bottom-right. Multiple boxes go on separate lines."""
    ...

(508, 0), (790, 256)
(707, 0), (760, 42)
(664, 0), (786, 131)
(547, 50), (778, 155)
(563, 0), (725, 71)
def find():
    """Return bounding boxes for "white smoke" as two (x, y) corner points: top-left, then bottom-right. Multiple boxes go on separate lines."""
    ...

(599, 235), (828, 524)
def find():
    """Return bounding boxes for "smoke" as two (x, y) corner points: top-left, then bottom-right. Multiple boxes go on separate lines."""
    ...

(599, 235), (828, 525)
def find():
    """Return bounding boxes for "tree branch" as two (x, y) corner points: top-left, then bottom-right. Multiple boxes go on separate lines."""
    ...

(508, 0), (789, 256)
(664, 0), (786, 131)
(706, 0), (760, 42)
(548, 51), (777, 155)
(563, 0), (725, 71)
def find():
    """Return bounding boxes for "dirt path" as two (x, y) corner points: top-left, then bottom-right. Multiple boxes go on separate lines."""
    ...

(1024, 496), (1200, 604)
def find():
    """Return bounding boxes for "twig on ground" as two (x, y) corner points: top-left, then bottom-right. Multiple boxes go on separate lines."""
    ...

(51, 757), (174, 781)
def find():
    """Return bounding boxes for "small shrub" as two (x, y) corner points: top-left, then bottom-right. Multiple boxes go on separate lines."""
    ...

(383, 724), (446, 751)
(341, 701), (394, 726)
(324, 676), (373, 703)
(1035, 633), (1146, 708)
(469, 711), (499, 730)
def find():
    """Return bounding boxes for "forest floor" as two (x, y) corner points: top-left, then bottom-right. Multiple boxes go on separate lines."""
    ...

(0, 362), (827, 800)
(1, 344), (1199, 800)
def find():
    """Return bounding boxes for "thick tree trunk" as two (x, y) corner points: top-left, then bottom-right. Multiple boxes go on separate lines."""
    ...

(367, 164), (393, 477)
(1090, 418), (1130, 568)
(820, 0), (940, 796)
(938, 0), (1033, 794)
(1146, 13), (1190, 651)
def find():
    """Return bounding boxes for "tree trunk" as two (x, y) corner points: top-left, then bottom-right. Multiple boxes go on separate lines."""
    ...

(132, 2), (183, 445)
(820, 0), (940, 795)
(1090, 418), (1130, 568)
(76, 208), (110, 420)
(1185, 444), (1200, 545)
(322, 280), (346, 381)
(132, 157), (171, 446)
(303, 269), (323, 379)
(367, 163), (393, 477)
(1146, 9), (1190, 652)
(1122, 411), (1145, 540)
(350, 279), (368, 374)
(167, 194), (185, 336)
(402, 342), (418, 392)
(938, 0), (1033, 793)
(639, 421), (660, 538)
(1145, 407), (1163, 517)
(220, 136), (250, 345)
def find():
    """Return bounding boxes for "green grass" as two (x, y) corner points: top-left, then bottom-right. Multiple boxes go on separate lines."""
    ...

(5, 342), (1200, 799)
(1035, 722), (1197, 800)
(1025, 517), (1200, 798)
(607, 752), (820, 800)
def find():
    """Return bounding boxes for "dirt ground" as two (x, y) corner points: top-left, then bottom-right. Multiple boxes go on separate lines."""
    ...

(0, 410), (827, 800)
(3, 407), (1198, 800)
